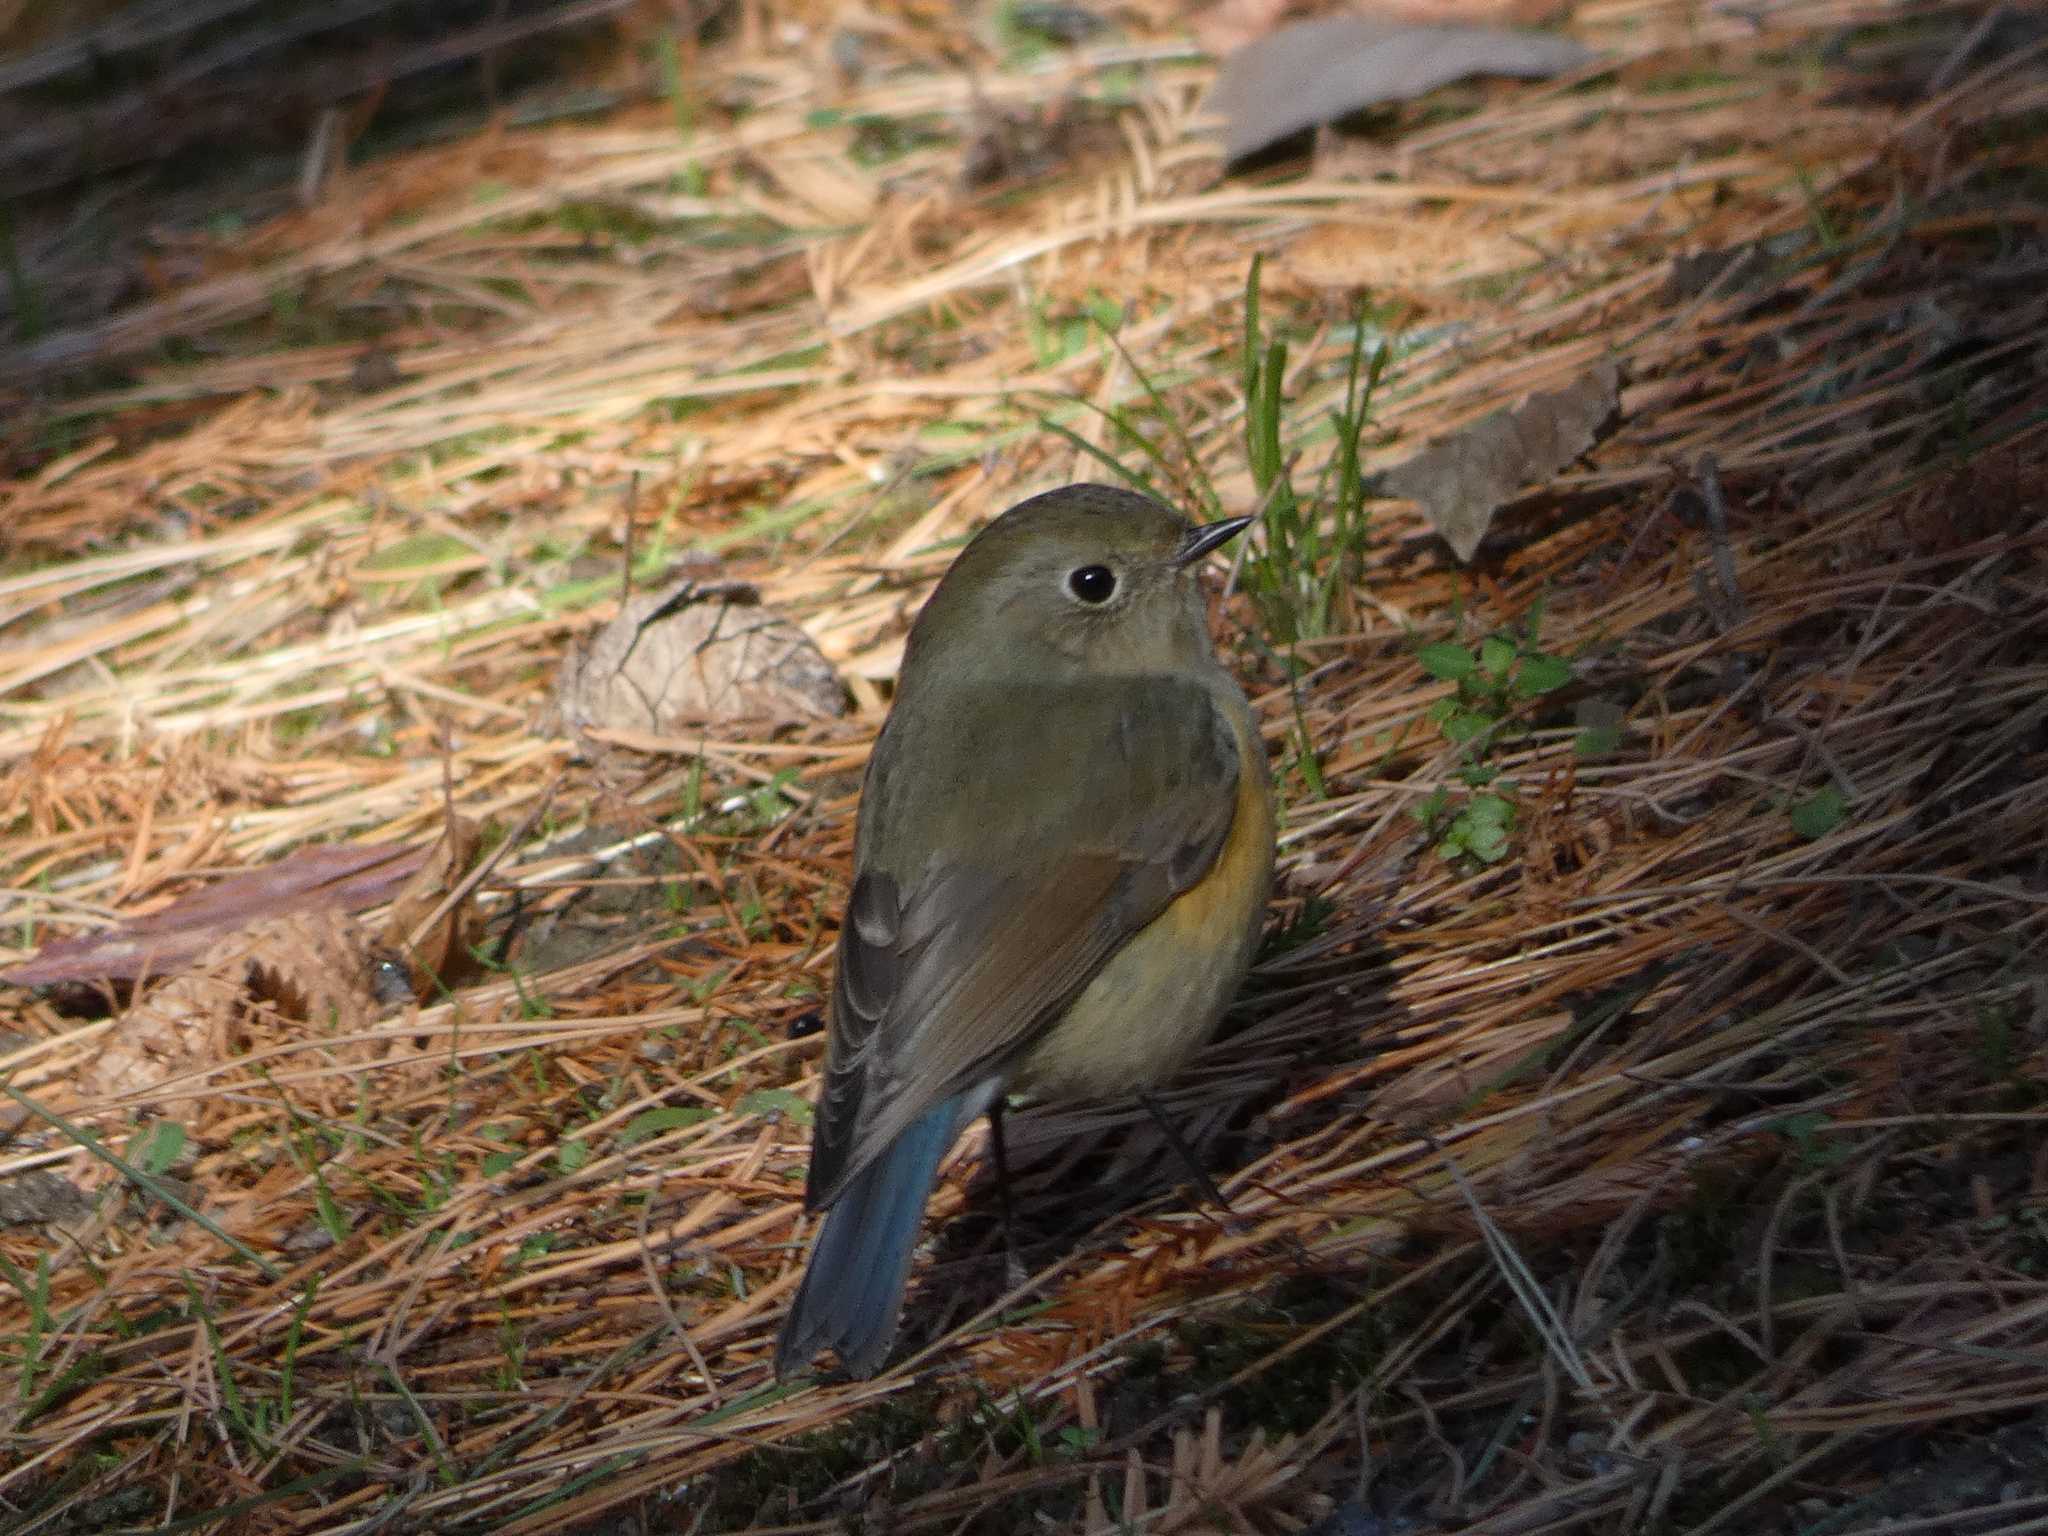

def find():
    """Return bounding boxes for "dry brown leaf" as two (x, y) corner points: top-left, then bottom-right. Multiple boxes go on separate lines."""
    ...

(554, 578), (846, 740)
(3, 842), (429, 989)
(378, 813), (483, 991)
(1380, 359), (1620, 561)
(1203, 16), (1594, 161)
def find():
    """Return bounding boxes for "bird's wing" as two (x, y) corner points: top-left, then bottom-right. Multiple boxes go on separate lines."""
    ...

(803, 675), (1245, 1209)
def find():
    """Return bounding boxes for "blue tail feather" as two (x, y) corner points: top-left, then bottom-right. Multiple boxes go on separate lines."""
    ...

(776, 1097), (963, 1378)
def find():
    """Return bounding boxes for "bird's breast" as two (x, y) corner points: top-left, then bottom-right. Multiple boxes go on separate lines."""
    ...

(1015, 698), (1276, 1099)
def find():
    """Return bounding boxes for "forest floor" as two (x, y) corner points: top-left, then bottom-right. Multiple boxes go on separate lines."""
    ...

(2, 1), (2046, 1532)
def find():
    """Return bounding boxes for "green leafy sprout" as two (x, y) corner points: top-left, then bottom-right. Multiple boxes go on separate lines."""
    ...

(1411, 618), (1575, 864)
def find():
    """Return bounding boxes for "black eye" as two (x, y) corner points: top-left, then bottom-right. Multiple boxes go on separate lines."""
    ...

(1067, 565), (1117, 604)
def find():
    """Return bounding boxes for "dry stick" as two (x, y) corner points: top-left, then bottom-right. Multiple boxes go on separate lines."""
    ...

(1690, 454), (1744, 629)
(1421, 1131), (1600, 1400)
(633, 1171), (723, 1408)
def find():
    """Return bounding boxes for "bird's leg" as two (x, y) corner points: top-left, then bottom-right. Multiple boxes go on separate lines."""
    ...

(1137, 1091), (1235, 1214)
(985, 1099), (1029, 1289)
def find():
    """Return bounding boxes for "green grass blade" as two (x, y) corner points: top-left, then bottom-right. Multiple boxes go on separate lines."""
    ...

(0, 1084), (282, 1280)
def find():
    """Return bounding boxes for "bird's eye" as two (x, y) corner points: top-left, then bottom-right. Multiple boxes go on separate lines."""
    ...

(1067, 565), (1117, 604)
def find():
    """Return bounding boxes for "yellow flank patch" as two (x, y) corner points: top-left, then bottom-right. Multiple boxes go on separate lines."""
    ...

(1159, 752), (1275, 942)
(1015, 701), (1276, 1099)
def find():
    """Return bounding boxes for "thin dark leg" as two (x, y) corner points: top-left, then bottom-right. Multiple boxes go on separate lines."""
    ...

(986, 1099), (1027, 1285)
(1137, 1091), (1234, 1213)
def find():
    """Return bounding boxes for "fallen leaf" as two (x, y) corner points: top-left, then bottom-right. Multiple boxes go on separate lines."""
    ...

(1380, 359), (1620, 561)
(1203, 16), (1593, 162)
(377, 814), (483, 991)
(554, 577), (845, 740)
(3, 843), (429, 989)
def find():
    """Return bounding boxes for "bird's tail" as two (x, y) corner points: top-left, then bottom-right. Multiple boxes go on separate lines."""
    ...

(775, 1096), (963, 1378)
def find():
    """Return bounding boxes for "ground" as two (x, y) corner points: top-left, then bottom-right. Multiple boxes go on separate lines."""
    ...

(1, 1), (2046, 1532)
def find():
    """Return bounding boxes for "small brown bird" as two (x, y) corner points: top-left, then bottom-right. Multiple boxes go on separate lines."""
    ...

(776, 484), (1276, 1378)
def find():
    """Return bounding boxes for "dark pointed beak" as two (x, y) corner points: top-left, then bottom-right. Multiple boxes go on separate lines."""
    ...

(1173, 515), (1255, 567)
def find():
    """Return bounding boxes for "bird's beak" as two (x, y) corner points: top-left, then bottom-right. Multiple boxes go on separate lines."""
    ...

(1173, 515), (1255, 567)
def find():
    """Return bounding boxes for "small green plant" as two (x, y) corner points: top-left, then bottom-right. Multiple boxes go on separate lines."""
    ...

(617, 1106), (716, 1147)
(1413, 781), (1518, 864)
(1238, 258), (1389, 647)
(738, 1087), (814, 1125)
(1789, 783), (1848, 840)
(187, 1276), (287, 1454)
(749, 769), (800, 823)
(279, 1278), (317, 1421)
(284, 1111), (354, 1243)
(1411, 621), (1574, 863)
(1026, 292), (1127, 368)
(1763, 1110), (1851, 1170)
(0, 1249), (52, 1402)
(125, 1119), (188, 1175)
(1, 1085), (279, 1278)
(502, 957), (553, 1020)
(1256, 891), (1337, 965)
(480, 1131), (522, 1178)
(1056, 1424), (1101, 1456)
(495, 1307), (529, 1391)
(1032, 263), (1397, 806)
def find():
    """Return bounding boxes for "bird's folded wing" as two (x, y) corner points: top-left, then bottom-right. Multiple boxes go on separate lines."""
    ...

(804, 676), (1245, 1209)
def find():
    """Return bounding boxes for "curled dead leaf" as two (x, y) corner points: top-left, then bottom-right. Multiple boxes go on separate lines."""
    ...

(554, 578), (846, 741)
(378, 813), (483, 991)
(2, 842), (429, 990)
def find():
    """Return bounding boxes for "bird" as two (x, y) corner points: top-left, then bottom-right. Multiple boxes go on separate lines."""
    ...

(774, 483), (1277, 1378)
